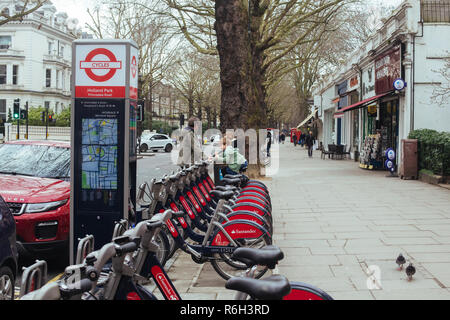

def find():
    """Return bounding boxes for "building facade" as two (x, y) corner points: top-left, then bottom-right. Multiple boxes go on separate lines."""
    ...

(0, 0), (80, 136)
(312, 0), (450, 172)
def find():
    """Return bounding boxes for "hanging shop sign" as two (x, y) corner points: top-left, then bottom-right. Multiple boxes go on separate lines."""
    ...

(385, 148), (396, 173)
(368, 104), (377, 114)
(375, 46), (401, 94)
(393, 78), (406, 91)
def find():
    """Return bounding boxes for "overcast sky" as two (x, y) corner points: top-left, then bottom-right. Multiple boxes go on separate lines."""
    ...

(50, 0), (406, 32)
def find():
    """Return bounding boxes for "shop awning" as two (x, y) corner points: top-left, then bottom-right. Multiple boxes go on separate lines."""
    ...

(334, 112), (344, 119)
(297, 108), (318, 129)
(338, 92), (392, 113)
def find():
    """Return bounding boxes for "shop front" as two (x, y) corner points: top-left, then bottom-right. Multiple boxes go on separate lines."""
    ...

(359, 46), (401, 170)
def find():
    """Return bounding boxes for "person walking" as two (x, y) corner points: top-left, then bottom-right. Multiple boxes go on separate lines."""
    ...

(266, 129), (272, 157)
(293, 132), (298, 147)
(177, 117), (204, 168)
(305, 131), (315, 158)
(280, 133), (286, 144)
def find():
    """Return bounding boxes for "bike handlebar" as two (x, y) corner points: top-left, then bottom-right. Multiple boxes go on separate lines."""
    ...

(114, 239), (140, 256)
(59, 278), (93, 300)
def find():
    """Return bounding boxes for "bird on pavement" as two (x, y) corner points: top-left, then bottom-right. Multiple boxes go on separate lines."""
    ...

(406, 263), (416, 281)
(396, 253), (406, 270)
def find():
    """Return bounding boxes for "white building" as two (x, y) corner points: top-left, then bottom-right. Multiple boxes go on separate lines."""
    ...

(312, 0), (450, 172)
(0, 0), (81, 135)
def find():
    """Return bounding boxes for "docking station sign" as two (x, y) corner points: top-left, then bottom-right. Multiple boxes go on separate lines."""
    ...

(71, 40), (139, 264)
(75, 44), (127, 98)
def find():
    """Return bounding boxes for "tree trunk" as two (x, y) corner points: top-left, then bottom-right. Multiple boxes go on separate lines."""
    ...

(188, 97), (194, 118)
(148, 87), (153, 131)
(215, 0), (252, 131)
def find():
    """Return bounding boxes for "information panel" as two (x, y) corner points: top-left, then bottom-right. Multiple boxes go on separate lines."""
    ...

(71, 40), (138, 263)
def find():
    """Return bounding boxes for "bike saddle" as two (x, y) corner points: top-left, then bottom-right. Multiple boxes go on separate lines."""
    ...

(154, 179), (166, 185)
(224, 174), (243, 179)
(231, 245), (284, 269)
(222, 178), (241, 186)
(210, 190), (235, 200)
(214, 186), (237, 192)
(171, 211), (186, 218)
(225, 275), (291, 300)
(169, 173), (180, 182)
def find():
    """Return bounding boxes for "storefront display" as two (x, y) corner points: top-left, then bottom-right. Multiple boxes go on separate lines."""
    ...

(359, 132), (383, 170)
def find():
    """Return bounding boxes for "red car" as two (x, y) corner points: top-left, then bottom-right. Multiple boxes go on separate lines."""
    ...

(0, 140), (71, 257)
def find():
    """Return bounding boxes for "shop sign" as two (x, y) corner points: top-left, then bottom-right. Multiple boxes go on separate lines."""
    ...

(393, 78), (406, 91)
(368, 104), (377, 114)
(362, 66), (375, 98)
(375, 46), (401, 94)
(348, 75), (359, 91)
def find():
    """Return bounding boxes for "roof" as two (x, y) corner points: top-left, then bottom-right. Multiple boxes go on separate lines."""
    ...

(5, 140), (70, 148)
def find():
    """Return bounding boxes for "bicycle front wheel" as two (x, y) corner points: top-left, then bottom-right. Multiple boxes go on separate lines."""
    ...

(210, 222), (272, 280)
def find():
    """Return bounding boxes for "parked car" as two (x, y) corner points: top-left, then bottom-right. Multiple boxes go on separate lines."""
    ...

(0, 194), (18, 300)
(139, 133), (174, 153)
(0, 140), (71, 258)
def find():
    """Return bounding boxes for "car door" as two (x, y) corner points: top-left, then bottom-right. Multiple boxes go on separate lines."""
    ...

(152, 135), (168, 150)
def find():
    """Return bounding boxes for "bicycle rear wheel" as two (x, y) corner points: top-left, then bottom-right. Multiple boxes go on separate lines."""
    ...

(210, 233), (272, 280)
(283, 282), (334, 300)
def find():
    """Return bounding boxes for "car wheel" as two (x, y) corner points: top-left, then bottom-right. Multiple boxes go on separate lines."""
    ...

(165, 144), (173, 153)
(0, 266), (15, 301)
(140, 144), (148, 153)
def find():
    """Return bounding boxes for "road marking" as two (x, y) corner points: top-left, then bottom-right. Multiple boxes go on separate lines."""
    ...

(48, 273), (64, 283)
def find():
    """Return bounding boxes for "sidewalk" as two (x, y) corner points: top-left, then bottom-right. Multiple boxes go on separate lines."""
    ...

(156, 143), (450, 300)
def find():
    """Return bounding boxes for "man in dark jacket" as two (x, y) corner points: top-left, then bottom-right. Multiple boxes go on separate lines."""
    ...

(305, 131), (315, 158)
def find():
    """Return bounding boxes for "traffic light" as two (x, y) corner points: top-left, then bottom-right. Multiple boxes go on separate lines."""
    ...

(20, 109), (27, 120)
(13, 99), (20, 120)
(41, 111), (46, 123)
(48, 113), (54, 123)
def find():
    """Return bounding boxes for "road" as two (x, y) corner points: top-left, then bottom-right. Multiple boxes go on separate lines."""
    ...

(15, 150), (179, 297)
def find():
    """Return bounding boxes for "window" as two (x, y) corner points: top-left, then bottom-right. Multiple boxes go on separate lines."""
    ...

(0, 36), (11, 49)
(0, 65), (6, 84)
(59, 45), (64, 58)
(56, 70), (59, 88)
(0, 100), (6, 122)
(12, 65), (18, 85)
(48, 41), (53, 55)
(46, 69), (51, 87)
(44, 101), (50, 110)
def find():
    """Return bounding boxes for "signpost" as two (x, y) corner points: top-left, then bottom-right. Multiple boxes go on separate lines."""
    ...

(70, 40), (139, 263)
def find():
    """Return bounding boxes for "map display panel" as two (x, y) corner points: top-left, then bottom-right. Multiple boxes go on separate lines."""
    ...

(81, 119), (118, 189)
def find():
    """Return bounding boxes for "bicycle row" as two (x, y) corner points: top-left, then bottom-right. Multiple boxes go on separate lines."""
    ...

(18, 162), (334, 300)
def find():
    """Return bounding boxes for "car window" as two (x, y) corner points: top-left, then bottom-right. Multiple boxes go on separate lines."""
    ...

(154, 135), (167, 140)
(0, 144), (71, 180)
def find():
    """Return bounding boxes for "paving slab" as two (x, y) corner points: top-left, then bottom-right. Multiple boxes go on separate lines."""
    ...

(163, 144), (450, 300)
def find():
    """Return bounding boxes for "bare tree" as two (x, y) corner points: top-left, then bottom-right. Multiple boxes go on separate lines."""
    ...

(86, 0), (179, 130)
(166, 49), (220, 126)
(0, 0), (47, 26)
(431, 54), (450, 107)
(159, 0), (354, 132)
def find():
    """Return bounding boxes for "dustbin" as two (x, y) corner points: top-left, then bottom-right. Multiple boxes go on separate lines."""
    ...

(400, 139), (418, 180)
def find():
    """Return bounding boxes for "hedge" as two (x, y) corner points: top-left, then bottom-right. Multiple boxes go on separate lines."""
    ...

(408, 129), (450, 176)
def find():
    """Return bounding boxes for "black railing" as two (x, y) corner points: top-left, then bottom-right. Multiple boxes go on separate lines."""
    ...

(421, 0), (450, 23)
(417, 141), (450, 176)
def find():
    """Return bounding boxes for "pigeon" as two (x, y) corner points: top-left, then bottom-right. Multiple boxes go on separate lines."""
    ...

(396, 253), (406, 270)
(406, 263), (416, 281)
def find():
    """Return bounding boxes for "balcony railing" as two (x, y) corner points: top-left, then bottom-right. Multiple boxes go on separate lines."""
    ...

(421, 0), (450, 23)
(43, 54), (70, 66)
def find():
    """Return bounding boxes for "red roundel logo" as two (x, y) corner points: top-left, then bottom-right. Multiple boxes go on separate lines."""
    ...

(131, 56), (137, 79)
(80, 48), (122, 82)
